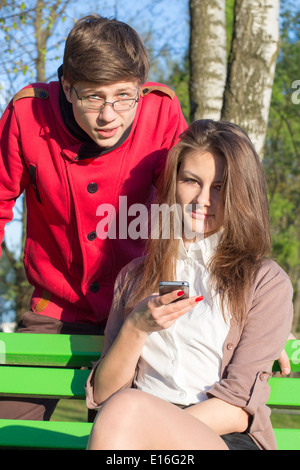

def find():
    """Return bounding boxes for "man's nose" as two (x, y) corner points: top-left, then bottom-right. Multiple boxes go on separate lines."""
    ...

(98, 102), (118, 121)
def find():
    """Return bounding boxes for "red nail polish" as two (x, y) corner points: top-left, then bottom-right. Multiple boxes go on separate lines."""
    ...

(177, 290), (185, 296)
(195, 296), (204, 302)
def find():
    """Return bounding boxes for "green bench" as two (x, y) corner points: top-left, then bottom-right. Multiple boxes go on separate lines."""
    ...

(0, 333), (299, 450)
(0, 332), (103, 449)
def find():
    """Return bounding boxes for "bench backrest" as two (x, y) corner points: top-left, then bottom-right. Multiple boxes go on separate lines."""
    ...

(0, 334), (299, 450)
(0, 333), (104, 399)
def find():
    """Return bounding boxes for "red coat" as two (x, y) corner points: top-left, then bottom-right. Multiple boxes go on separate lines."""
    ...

(0, 81), (187, 324)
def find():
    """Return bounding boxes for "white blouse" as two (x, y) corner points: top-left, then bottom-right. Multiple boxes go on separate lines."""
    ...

(134, 230), (230, 406)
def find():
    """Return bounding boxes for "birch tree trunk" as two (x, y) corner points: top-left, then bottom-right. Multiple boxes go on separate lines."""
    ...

(189, 0), (227, 121)
(221, 0), (280, 157)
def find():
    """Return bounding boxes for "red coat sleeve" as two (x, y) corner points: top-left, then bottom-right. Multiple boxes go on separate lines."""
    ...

(0, 102), (30, 255)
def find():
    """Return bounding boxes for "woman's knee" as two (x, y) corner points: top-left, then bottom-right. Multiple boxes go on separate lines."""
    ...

(96, 389), (147, 426)
(87, 389), (148, 449)
(104, 388), (147, 417)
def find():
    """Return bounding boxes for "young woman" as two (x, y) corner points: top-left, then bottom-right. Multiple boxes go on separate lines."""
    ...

(85, 120), (293, 450)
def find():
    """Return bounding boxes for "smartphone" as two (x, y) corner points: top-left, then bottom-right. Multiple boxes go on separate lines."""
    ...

(159, 281), (190, 301)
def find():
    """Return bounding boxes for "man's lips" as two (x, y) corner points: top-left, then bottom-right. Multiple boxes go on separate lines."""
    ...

(97, 127), (119, 138)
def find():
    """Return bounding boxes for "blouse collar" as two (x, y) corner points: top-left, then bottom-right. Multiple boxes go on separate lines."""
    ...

(178, 228), (223, 265)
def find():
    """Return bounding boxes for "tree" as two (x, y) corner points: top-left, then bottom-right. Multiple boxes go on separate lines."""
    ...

(168, 0), (235, 123)
(0, 0), (74, 107)
(222, 0), (280, 156)
(187, 0), (299, 334)
(189, 0), (227, 121)
(189, 0), (280, 157)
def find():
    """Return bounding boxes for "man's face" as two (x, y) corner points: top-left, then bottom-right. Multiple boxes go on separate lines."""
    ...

(62, 79), (139, 148)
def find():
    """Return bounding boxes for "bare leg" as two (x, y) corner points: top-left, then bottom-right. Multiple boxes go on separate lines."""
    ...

(87, 389), (228, 450)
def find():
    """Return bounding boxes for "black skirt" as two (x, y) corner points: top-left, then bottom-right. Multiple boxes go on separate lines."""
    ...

(221, 433), (260, 450)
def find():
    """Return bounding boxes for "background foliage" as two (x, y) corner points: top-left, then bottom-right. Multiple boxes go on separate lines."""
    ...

(264, 3), (300, 332)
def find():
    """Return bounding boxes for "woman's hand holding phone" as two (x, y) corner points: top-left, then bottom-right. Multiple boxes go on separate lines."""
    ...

(126, 287), (204, 334)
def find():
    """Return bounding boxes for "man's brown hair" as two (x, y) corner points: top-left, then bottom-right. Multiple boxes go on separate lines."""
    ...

(63, 15), (150, 85)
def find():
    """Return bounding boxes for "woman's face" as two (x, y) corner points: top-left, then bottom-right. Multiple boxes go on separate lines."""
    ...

(176, 149), (225, 242)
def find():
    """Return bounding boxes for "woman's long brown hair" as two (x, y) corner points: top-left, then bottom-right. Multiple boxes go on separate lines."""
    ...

(123, 120), (271, 323)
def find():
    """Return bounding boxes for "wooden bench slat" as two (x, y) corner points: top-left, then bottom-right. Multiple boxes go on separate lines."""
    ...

(0, 419), (92, 449)
(0, 366), (90, 399)
(0, 332), (103, 367)
(268, 377), (300, 408)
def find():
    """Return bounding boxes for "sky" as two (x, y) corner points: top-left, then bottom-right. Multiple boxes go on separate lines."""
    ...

(55, 0), (189, 82)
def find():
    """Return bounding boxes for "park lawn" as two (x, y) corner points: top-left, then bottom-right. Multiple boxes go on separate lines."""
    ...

(270, 411), (300, 429)
(51, 399), (87, 422)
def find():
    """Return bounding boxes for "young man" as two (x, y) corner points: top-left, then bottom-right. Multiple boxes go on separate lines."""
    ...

(0, 15), (187, 420)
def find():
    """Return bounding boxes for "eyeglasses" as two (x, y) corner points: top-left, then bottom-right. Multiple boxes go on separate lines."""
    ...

(71, 86), (139, 112)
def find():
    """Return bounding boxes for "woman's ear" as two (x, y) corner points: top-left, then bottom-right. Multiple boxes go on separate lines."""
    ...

(61, 76), (73, 103)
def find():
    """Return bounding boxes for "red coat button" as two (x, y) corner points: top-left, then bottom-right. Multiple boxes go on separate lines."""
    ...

(87, 183), (98, 193)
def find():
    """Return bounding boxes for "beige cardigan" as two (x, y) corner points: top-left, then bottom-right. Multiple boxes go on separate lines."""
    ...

(86, 258), (293, 450)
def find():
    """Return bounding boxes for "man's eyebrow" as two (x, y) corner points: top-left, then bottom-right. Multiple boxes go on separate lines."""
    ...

(80, 86), (137, 95)
(115, 87), (137, 92)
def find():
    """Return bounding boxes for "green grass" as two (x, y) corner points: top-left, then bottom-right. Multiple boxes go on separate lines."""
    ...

(271, 410), (300, 429)
(51, 399), (87, 422)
